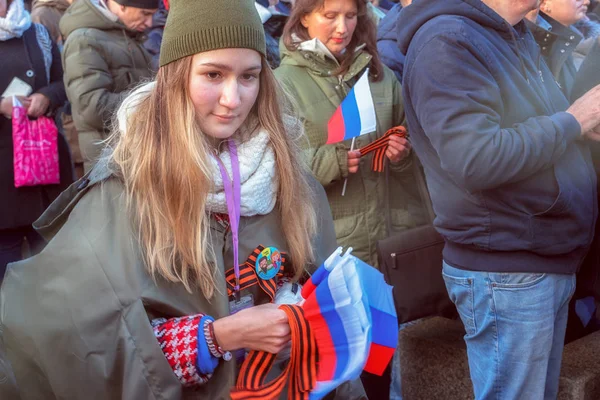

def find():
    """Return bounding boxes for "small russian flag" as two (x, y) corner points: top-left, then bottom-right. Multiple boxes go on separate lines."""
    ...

(327, 69), (377, 144)
(302, 248), (398, 399)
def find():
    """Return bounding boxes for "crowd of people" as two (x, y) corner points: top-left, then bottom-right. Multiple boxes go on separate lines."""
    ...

(1, 0), (600, 399)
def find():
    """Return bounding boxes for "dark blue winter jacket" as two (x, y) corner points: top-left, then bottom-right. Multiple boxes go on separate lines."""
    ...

(398, 0), (597, 274)
(377, 3), (404, 81)
(378, 0), (396, 11)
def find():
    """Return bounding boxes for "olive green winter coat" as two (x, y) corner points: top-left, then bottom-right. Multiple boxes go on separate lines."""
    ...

(275, 42), (425, 267)
(0, 158), (338, 399)
(60, 0), (153, 171)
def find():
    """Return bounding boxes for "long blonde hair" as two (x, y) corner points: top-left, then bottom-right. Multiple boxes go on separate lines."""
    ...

(108, 56), (318, 298)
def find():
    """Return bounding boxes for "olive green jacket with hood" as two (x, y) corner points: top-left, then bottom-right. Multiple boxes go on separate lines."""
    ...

(0, 137), (337, 398)
(60, 0), (153, 171)
(275, 40), (425, 267)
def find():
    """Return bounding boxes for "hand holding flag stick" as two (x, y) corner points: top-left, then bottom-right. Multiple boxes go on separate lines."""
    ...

(342, 138), (358, 196)
(326, 69), (377, 196)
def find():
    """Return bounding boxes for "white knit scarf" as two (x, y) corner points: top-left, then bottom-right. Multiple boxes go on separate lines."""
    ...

(0, 0), (31, 41)
(116, 82), (279, 217)
(206, 130), (278, 217)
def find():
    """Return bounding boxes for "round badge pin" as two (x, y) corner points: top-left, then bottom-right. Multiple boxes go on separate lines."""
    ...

(255, 247), (281, 280)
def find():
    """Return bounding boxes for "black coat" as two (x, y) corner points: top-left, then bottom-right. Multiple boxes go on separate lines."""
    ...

(0, 24), (72, 230)
(526, 13), (582, 99)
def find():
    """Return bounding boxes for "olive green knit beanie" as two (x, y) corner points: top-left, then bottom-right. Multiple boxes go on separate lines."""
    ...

(159, 0), (266, 67)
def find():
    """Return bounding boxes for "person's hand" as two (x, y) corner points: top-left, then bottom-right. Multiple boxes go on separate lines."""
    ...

(347, 150), (361, 174)
(0, 96), (30, 117)
(386, 135), (411, 164)
(567, 84), (600, 140)
(268, 0), (279, 5)
(19, 96), (31, 109)
(26, 93), (50, 118)
(212, 303), (291, 354)
(587, 123), (600, 142)
(0, 96), (12, 116)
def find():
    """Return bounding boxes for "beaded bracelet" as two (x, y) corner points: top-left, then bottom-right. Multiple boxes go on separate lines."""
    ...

(197, 316), (219, 375)
(203, 319), (232, 361)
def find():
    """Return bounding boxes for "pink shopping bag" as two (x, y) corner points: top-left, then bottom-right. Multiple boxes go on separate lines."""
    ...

(11, 97), (60, 188)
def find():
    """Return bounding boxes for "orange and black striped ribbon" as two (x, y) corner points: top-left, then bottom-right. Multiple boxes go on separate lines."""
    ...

(225, 245), (290, 301)
(358, 126), (407, 172)
(231, 305), (317, 400)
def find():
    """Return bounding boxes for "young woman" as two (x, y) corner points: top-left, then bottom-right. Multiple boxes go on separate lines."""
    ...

(0, 0), (338, 398)
(275, 0), (424, 269)
(0, 0), (72, 280)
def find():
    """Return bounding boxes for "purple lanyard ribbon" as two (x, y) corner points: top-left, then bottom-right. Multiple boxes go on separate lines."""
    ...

(214, 140), (242, 296)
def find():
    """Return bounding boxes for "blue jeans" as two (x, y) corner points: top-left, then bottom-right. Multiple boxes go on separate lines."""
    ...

(389, 336), (403, 400)
(389, 320), (421, 400)
(442, 262), (575, 400)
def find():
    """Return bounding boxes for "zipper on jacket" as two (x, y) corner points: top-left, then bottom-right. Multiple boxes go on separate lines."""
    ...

(536, 51), (562, 91)
(337, 74), (348, 96)
(535, 52), (545, 83)
(506, 24), (533, 86)
(121, 30), (138, 71)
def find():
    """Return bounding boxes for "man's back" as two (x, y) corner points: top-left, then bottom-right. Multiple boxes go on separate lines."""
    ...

(376, 3), (405, 81)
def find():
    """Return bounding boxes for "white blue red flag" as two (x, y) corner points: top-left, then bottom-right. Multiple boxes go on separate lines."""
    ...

(327, 69), (377, 144)
(302, 248), (398, 399)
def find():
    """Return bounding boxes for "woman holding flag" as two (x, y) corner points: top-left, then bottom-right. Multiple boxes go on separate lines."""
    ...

(0, 0), (352, 398)
(275, 0), (424, 269)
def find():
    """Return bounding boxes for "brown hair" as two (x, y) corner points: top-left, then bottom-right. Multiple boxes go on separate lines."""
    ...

(108, 56), (317, 298)
(282, 0), (384, 81)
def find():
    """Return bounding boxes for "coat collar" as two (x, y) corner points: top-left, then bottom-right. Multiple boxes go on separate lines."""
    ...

(526, 12), (582, 59)
(279, 37), (372, 83)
